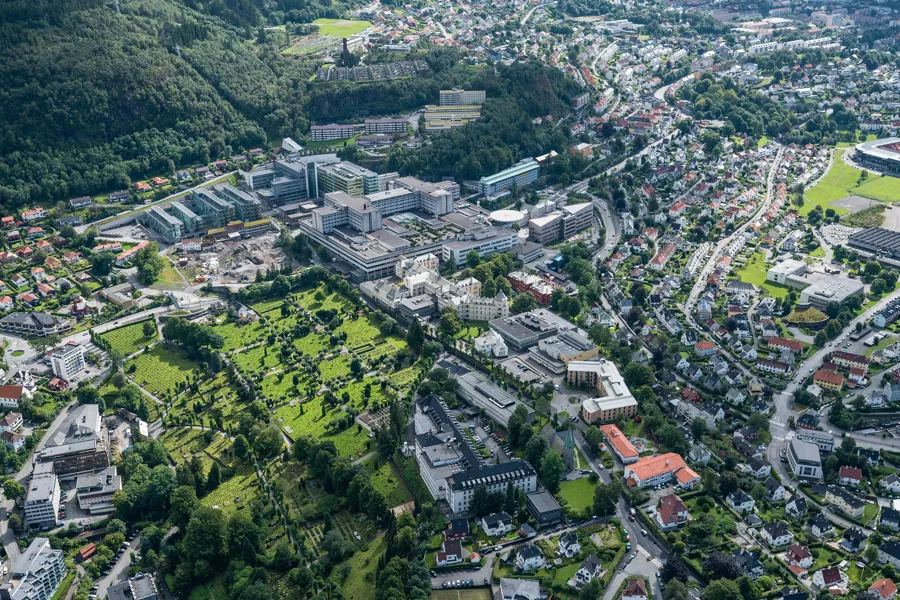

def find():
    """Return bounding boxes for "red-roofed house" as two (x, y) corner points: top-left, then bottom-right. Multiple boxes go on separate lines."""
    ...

(839, 466), (863, 487)
(656, 494), (689, 530)
(787, 544), (813, 569)
(869, 579), (897, 600)
(814, 370), (845, 392)
(694, 340), (716, 357)
(599, 424), (639, 464)
(768, 337), (804, 353)
(669, 201), (687, 216)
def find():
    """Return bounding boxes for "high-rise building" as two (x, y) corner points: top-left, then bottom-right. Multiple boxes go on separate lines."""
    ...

(168, 201), (205, 233)
(50, 343), (85, 381)
(310, 124), (355, 142)
(216, 184), (262, 222)
(191, 189), (235, 228)
(0, 538), (67, 600)
(137, 206), (183, 242)
(24, 472), (60, 528)
(317, 162), (380, 197)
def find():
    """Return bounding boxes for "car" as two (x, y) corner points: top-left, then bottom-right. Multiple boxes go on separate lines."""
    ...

(56, 521), (64, 527)
(442, 582), (449, 589)
(466, 580), (472, 587)
(641, 529), (647, 536)
(78, 520), (85, 526)
(629, 515), (635, 522)
(656, 572), (661, 579)
(495, 546), (503, 552)
(631, 553), (637, 559)
(484, 578), (489, 586)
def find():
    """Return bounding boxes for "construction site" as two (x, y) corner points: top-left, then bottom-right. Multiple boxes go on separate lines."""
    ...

(175, 230), (291, 285)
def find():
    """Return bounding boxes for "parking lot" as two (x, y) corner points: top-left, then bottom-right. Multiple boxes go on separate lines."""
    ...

(451, 413), (512, 463)
(430, 556), (493, 590)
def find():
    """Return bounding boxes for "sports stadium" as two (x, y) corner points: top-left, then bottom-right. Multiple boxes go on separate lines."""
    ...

(854, 137), (900, 174)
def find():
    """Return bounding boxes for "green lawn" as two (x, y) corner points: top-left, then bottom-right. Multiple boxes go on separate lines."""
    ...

(757, 136), (770, 148)
(736, 252), (789, 299)
(150, 258), (185, 290)
(211, 318), (269, 351)
(99, 319), (158, 356)
(864, 502), (878, 522)
(362, 457), (413, 507)
(558, 478), (597, 513)
(312, 18), (371, 36)
(344, 536), (386, 600)
(190, 576), (228, 600)
(856, 175), (900, 203)
(127, 345), (199, 398)
(801, 150), (862, 216)
(553, 562), (580, 586)
(429, 592), (491, 600)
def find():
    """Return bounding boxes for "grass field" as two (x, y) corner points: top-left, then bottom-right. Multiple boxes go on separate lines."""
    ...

(128, 345), (199, 398)
(211, 318), (269, 352)
(190, 577), (228, 600)
(343, 536), (386, 600)
(801, 150), (900, 212)
(201, 462), (260, 515)
(312, 18), (371, 37)
(362, 456), (413, 507)
(558, 477), (597, 513)
(736, 252), (789, 298)
(856, 175), (900, 202)
(232, 345), (282, 372)
(99, 320), (157, 356)
(150, 259), (185, 290)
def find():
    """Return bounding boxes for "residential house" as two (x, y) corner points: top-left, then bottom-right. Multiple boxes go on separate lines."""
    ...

(813, 566), (849, 592)
(808, 514), (833, 539)
(727, 490), (756, 514)
(882, 507), (900, 531)
(499, 578), (542, 600)
(825, 486), (866, 519)
(1, 430), (25, 452)
(446, 518), (470, 540)
(623, 578), (649, 600)
(436, 539), (462, 566)
(839, 466), (863, 488)
(761, 521), (794, 548)
(878, 541), (900, 570)
(481, 513), (513, 537)
(0, 412), (23, 432)
(516, 544), (545, 572)
(869, 579), (897, 600)
(574, 555), (603, 587)
(765, 477), (786, 502)
(786, 544), (814, 569)
(842, 528), (868, 553)
(786, 497), (809, 520)
(733, 548), (765, 579)
(656, 494), (689, 530)
(557, 532), (581, 558)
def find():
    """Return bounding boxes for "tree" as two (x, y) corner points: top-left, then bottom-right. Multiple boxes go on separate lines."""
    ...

(583, 426), (604, 453)
(539, 451), (565, 494)
(7, 513), (23, 534)
(691, 417), (709, 439)
(623, 363), (654, 388)
(170, 486), (199, 529)
(234, 434), (249, 459)
(182, 507), (227, 563)
(665, 579), (689, 600)
(270, 541), (296, 571)
(579, 580), (603, 600)
(466, 250), (481, 268)
(507, 405), (532, 449)
(207, 462), (221, 491)
(662, 557), (691, 583)
(704, 578), (742, 600)
(133, 242), (166, 284)
(438, 307), (463, 338)
(142, 320), (156, 338)
(3, 479), (25, 502)
(107, 519), (127, 534)
(704, 552), (742, 580)
(525, 435), (549, 466)
(510, 292), (537, 315)
(592, 481), (619, 517)
(406, 319), (425, 353)
(747, 413), (770, 433)
(322, 529), (348, 562)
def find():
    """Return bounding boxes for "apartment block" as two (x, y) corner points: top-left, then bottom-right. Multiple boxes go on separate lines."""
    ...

(0, 538), (67, 600)
(24, 473), (60, 527)
(137, 206), (183, 242)
(365, 118), (409, 135)
(479, 159), (541, 197)
(439, 89), (486, 105)
(50, 343), (85, 381)
(310, 123), (355, 142)
(191, 189), (235, 228)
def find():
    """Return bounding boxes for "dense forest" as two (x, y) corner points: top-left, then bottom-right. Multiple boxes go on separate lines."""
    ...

(386, 61), (582, 182)
(0, 0), (578, 206)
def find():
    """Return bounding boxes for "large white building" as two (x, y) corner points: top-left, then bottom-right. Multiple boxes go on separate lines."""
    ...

(413, 394), (536, 514)
(788, 439), (823, 480)
(439, 89), (486, 106)
(0, 538), (67, 600)
(50, 343), (85, 381)
(23, 473), (61, 528)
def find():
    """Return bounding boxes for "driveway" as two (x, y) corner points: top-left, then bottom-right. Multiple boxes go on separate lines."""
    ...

(96, 535), (141, 599)
(602, 545), (663, 600)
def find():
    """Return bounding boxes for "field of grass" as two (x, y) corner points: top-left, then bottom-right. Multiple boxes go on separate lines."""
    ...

(319, 355), (352, 382)
(275, 395), (371, 458)
(801, 150), (860, 216)
(362, 456), (413, 507)
(343, 536), (386, 600)
(128, 346), (198, 398)
(312, 18), (371, 36)
(856, 175), (900, 203)
(190, 577), (228, 600)
(757, 136), (770, 148)
(200, 463), (260, 515)
(261, 369), (308, 401)
(337, 315), (382, 347)
(736, 252), (789, 299)
(99, 320), (157, 356)
(232, 345), (282, 372)
(558, 478), (597, 513)
(295, 285), (352, 313)
(168, 373), (246, 430)
(211, 318), (269, 351)
(150, 259), (185, 290)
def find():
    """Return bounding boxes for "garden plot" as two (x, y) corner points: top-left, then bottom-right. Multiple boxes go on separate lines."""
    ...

(262, 370), (310, 402)
(318, 355), (352, 383)
(161, 428), (215, 464)
(361, 457), (413, 507)
(99, 320), (158, 356)
(302, 512), (374, 558)
(295, 285), (352, 313)
(127, 346), (199, 398)
(293, 332), (331, 356)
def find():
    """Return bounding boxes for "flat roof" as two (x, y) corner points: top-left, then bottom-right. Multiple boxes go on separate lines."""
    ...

(527, 489), (561, 512)
(479, 160), (540, 185)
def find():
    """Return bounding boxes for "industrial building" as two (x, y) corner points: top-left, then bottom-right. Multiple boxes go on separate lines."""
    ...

(527, 203), (593, 244)
(528, 330), (598, 374)
(849, 227), (900, 259)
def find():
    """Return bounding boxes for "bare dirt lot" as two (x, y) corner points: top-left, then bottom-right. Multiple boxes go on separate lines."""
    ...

(178, 232), (290, 284)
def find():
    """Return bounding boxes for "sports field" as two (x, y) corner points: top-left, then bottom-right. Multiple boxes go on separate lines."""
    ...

(803, 150), (900, 214)
(856, 175), (900, 202)
(313, 18), (371, 37)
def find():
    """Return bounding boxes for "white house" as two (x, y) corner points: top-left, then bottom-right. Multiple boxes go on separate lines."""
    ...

(1, 430), (25, 452)
(786, 544), (814, 570)
(765, 477), (785, 502)
(557, 532), (580, 558)
(436, 539), (462, 566)
(882, 474), (900, 495)
(500, 578), (542, 600)
(813, 566), (849, 591)
(516, 545), (544, 572)
(761, 521), (794, 548)
(481, 513), (513, 537)
(727, 490), (756, 514)
(574, 555), (603, 587)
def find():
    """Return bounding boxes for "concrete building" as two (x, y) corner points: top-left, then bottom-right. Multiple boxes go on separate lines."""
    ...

(788, 439), (823, 480)
(0, 538), (66, 600)
(766, 260), (863, 310)
(49, 343), (85, 381)
(489, 309), (577, 350)
(527, 203), (593, 244)
(569, 360), (635, 424)
(0, 313), (70, 337)
(413, 394), (537, 515)
(37, 404), (109, 478)
(456, 369), (534, 427)
(318, 161), (379, 196)
(75, 466), (121, 514)
(310, 123), (355, 142)
(191, 189), (235, 229)
(528, 330), (598, 374)
(623, 453), (700, 489)
(478, 159), (541, 197)
(168, 201), (205, 233)
(850, 228), (900, 259)
(23, 473), (60, 528)
(137, 206), (183, 242)
(526, 490), (562, 525)
(853, 138), (900, 174)
(423, 105), (482, 131)
(365, 119), (408, 135)
(216, 184), (262, 222)
(440, 89), (486, 105)
(107, 573), (159, 600)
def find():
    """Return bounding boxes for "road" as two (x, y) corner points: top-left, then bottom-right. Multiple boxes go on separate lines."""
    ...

(521, 1), (556, 26)
(682, 146), (785, 329)
(96, 535), (142, 600)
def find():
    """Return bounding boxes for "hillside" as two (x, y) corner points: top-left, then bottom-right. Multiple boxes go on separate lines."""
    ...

(0, 0), (580, 207)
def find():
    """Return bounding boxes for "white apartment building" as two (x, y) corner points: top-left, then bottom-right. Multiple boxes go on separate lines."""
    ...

(788, 439), (823, 480)
(50, 343), (85, 381)
(0, 538), (67, 600)
(24, 474), (60, 528)
(439, 89), (486, 106)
